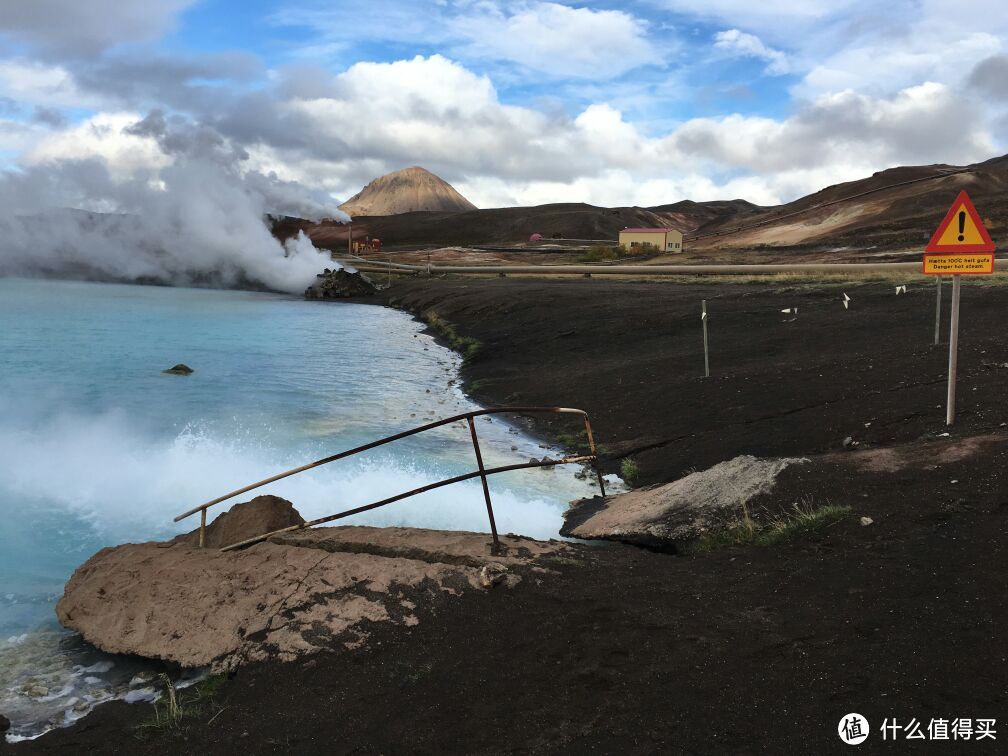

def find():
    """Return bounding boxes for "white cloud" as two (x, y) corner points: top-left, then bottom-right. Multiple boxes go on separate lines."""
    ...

(713, 29), (790, 75)
(455, 170), (789, 208)
(797, 31), (1001, 99)
(451, 2), (661, 78)
(275, 0), (661, 79)
(0, 59), (100, 110)
(233, 57), (1002, 208)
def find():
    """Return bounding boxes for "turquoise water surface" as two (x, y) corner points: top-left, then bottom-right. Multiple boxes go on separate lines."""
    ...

(0, 278), (604, 739)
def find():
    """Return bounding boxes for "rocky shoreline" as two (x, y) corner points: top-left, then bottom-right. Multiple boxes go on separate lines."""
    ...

(14, 276), (1008, 754)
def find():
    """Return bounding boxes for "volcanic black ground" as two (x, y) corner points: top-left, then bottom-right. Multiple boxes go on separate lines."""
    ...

(11, 276), (1008, 755)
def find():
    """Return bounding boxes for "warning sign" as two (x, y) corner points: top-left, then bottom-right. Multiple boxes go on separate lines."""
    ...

(925, 190), (996, 253)
(923, 253), (994, 275)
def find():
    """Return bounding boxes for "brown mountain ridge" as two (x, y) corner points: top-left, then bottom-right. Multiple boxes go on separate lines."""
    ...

(282, 154), (1008, 255)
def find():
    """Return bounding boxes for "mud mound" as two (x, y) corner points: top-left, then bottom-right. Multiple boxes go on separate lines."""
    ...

(175, 495), (304, 549)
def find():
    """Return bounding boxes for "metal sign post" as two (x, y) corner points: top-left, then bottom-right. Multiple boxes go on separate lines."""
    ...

(946, 275), (961, 425)
(934, 276), (942, 345)
(701, 300), (710, 378)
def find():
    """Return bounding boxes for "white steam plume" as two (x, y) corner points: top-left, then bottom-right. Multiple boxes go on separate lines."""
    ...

(0, 111), (349, 293)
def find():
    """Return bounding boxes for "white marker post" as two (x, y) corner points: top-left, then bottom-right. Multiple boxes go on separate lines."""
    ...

(701, 300), (710, 378)
(946, 275), (961, 426)
(934, 276), (942, 345)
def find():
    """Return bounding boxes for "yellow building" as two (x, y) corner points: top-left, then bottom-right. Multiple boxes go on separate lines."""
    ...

(618, 227), (684, 253)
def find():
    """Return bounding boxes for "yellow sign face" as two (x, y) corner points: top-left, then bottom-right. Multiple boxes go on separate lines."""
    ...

(922, 253), (994, 275)
(933, 202), (987, 247)
(925, 190), (996, 253)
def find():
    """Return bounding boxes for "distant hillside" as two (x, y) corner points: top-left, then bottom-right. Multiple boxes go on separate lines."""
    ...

(340, 166), (476, 216)
(689, 154), (1008, 250)
(283, 200), (758, 249)
(278, 153), (1008, 254)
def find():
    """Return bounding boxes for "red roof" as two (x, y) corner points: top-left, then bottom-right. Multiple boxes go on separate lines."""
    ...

(620, 227), (678, 233)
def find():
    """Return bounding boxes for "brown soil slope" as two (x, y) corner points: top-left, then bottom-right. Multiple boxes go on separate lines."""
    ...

(686, 154), (1008, 250)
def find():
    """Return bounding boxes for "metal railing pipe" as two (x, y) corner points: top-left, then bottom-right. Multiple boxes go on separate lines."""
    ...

(218, 454), (597, 552)
(175, 406), (588, 523)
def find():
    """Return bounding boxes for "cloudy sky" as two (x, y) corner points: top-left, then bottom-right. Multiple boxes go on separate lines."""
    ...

(1, 0), (1006, 210)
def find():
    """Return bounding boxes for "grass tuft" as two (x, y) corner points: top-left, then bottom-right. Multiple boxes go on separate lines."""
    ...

(687, 500), (851, 554)
(619, 458), (639, 487)
(423, 311), (482, 361)
(133, 673), (229, 740)
(756, 501), (852, 545)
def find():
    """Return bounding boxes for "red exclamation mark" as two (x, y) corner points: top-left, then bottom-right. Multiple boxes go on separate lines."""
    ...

(958, 210), (965, 242)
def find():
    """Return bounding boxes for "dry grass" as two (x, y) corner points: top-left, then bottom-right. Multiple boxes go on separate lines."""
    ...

(423, 310), (482, 360)
(134, 674), (229, 739)
(687, 499), (851, 554)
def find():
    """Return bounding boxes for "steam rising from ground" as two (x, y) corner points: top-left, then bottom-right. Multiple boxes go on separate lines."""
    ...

(0, 111), (348, 293)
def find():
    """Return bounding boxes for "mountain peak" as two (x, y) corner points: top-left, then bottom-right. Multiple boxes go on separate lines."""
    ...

(340, 167), (477, 217)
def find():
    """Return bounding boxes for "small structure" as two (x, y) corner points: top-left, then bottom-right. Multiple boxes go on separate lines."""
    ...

(352, 237), (382, 254)
(618, 227), (683, 253)
(529, 233), (543, 243)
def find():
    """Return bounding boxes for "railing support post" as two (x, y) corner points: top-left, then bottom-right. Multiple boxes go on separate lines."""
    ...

(199, 509), (206, 548)
(467, 416), (501, 555)
(583, 416), (606, 497)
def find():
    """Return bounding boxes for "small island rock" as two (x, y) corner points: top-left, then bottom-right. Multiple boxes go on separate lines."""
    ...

(163, 364), (194, 376)
(305, 268), (377, 299)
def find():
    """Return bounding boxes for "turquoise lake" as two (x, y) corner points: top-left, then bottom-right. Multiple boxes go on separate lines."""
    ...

(0, 277), (604, 739)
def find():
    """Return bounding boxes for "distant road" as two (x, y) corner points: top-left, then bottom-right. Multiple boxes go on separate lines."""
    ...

(339, 257), (1007, 277)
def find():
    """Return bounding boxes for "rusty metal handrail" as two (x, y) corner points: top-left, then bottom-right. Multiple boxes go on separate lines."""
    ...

(173, 406), (606, 553)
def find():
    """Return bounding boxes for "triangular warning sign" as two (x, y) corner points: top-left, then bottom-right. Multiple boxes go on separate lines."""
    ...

(925, 190), (995, 253)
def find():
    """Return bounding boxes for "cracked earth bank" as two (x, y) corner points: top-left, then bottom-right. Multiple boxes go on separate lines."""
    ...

(55, 497), (571, 671)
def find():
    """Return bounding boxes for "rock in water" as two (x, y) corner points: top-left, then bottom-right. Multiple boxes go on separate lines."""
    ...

(0, 713), (10, 733)
(163, 363), (194, 375)
(305, 269), (376, 299)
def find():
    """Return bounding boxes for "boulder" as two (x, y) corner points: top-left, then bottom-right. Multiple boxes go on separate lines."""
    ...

(163, 364), (193, 375)
(175, 495), (305, 549)
(561, 455), (805, 551)
(56, 522), (572, 671)
(304, 268), (376, 299)
(0, 713), (10, 733)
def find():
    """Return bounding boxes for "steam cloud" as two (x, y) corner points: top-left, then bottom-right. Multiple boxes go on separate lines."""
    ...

(0, 110), (349, 293)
